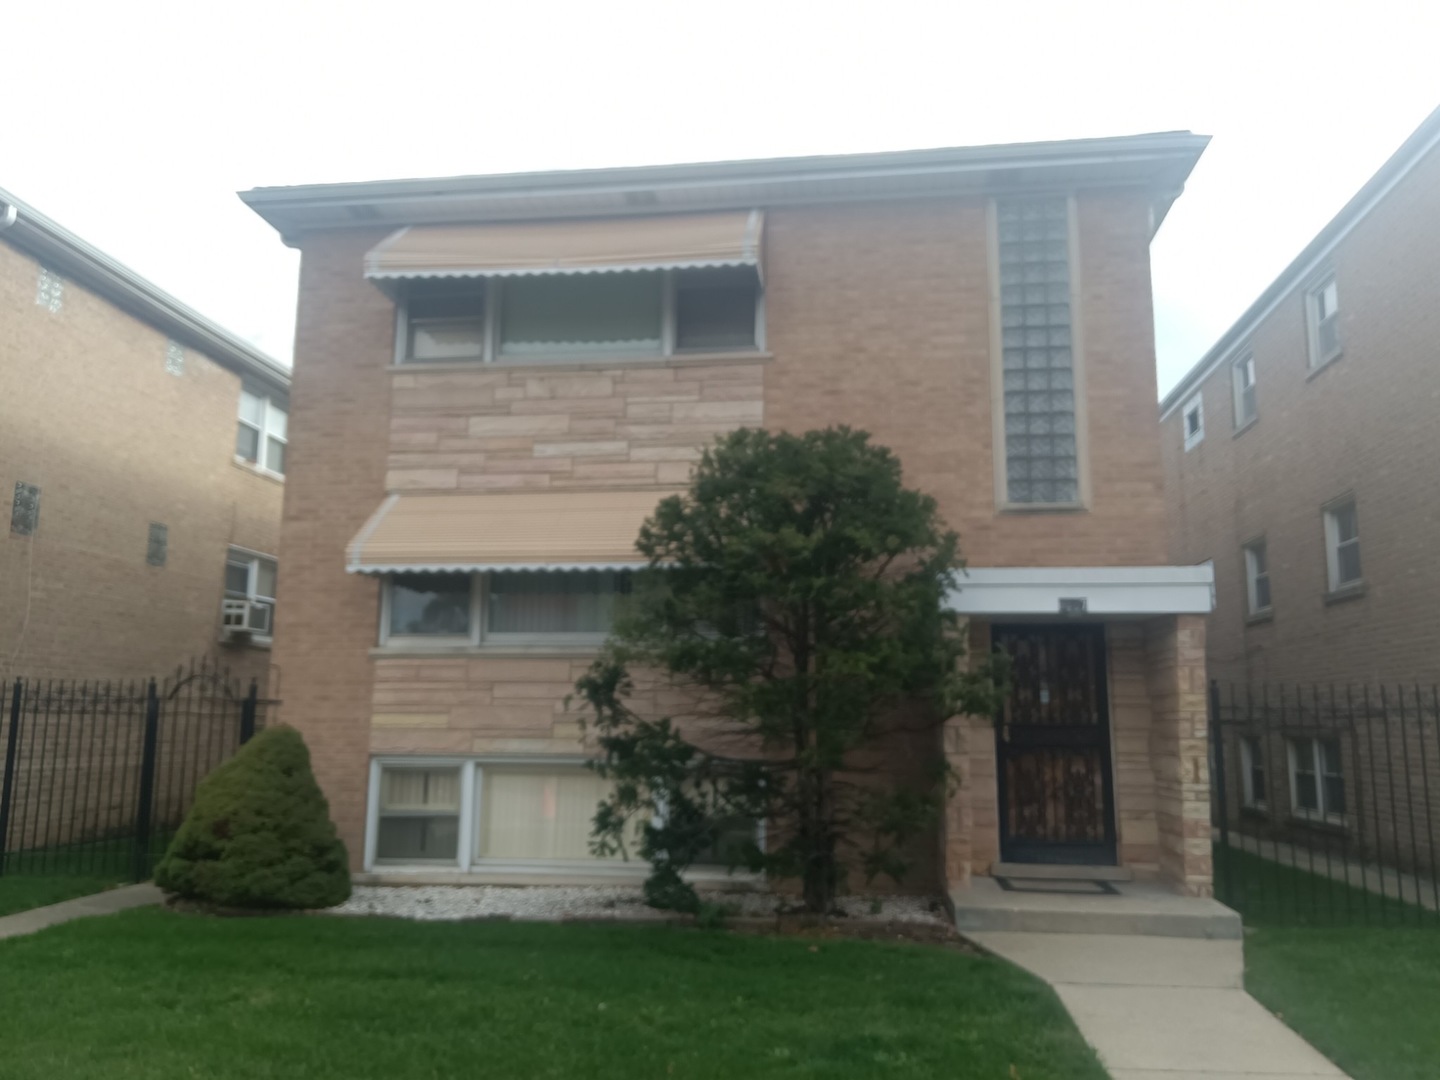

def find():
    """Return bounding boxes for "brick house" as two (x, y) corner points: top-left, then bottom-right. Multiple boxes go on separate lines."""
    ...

(243, 131), (1216, 897)
(0, 187), (289, 687)
(1161, 105), (1440, 688)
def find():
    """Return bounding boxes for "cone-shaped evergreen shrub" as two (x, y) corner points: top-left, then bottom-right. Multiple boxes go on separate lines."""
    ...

(155, 725), (351, 909)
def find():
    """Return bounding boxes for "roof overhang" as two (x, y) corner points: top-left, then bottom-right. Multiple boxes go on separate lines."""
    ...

(347, 490), (675, 574)
(241, 131), (1209, 246)
(0, 186), (290, 398)
(947, 565), (1215, 617)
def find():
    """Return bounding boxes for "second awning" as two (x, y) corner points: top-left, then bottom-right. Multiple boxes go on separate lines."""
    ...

(363, 210), (763, 280)
(346, 490), (677, 574)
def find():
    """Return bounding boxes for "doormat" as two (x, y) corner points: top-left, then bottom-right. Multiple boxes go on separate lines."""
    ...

(993, 877), (1120, 895)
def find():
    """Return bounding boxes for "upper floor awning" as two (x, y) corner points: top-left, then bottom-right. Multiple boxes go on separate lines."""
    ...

(363, 210), (763, 281)
(346, 490), (677, 574)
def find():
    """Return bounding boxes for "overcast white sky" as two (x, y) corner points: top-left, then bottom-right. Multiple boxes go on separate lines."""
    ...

(3, 1), (1437, 396)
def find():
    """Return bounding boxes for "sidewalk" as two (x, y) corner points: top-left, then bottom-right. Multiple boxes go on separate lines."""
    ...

(966, 930), (1348, 1079)
(0, 883), (162, 940)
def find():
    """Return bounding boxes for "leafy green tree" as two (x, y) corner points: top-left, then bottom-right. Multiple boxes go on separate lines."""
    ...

(574, 427), (1004, 914)
(155, 725), (351, 909)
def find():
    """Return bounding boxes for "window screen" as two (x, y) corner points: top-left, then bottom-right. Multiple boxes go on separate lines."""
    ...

(997, 198), (1078, 504)
(487, 570), (630, 635)
(675, 268), (758, 351)
(500, 273), (662, 357)
(389, 572), (471, 636)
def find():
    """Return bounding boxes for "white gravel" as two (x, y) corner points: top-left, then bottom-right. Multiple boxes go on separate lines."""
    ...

(331, 884), (949, 926)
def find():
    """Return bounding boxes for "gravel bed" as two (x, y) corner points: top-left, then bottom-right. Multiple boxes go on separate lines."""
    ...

(331, 884), (949, 926)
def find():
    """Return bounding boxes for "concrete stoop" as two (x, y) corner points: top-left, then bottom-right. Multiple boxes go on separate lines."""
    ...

(950, 876), (1243, 939)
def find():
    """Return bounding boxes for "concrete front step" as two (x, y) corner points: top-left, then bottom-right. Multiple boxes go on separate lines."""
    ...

(951, 877), (1243, 939)
(991, 862), (1133, 882)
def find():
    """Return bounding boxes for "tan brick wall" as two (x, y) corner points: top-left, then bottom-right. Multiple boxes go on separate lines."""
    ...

(0, 237), (281, 688)
(279, 187), (1186, 877)
(1162, 140), (1440, 687)
(1144, 614), (1212, 895)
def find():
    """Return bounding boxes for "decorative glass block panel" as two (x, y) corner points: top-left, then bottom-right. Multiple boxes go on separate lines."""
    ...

(165, 341), (185, 377)
(146, 523), (168, 567)
(10, 482), (40, 536)
(35, 268), (63, 313)
(996, 199), (1078, 504)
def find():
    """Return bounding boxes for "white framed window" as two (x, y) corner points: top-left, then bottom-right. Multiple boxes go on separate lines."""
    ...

(1243, 539), (1272, 616)
(1182, 392), (1204, 450)
(236, 390), (288, 476)
(1287, 736), (1345, 823)
(366, 756), (761, 874)
(1232, 353), (1257, 428)
(396, 269), (761, 366)
(1306, 275), (1341, 369)
(379, 569), (633, 648)
(1323, 499), (1362, 592)
(1240, 735), (1267, 810)
(223, 547), (277, 638)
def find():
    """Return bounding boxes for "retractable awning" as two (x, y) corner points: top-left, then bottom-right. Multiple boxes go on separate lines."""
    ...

(346, 490), (677, 574)
(363, 210), (763, 280)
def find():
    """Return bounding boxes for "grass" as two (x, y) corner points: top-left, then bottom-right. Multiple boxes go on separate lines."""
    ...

(1218, 844), (1440, 1080)
(0, 908), (1106, 1080)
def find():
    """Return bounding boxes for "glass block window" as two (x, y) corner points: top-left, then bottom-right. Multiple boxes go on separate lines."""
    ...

(10, 483), (40, 536)
(35, 267), (64, 313)
(146, 523), (168, 567)
(997, 198), (1078, 505)
(165, 341), (185, 377)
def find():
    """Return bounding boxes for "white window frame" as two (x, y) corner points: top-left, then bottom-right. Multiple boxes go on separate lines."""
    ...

(364, 755), (764, 878)
(1322, 498), (1363, 593)
(1286, 736), (1345, 824)
(393, 270), (766, 367)
(222, 546), (277, 642)
(377, 570), (630, 649)
(1232, 353), (1257, 429)
(1240, 735), (1267, 811)
(1182, 392), (1205, 451)
(1243, 539), (1272, 616)
(236, 390), (288, 478)
(1306, 274), (1342, 370)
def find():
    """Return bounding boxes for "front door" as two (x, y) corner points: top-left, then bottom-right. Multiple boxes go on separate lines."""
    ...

(993, 624), (1117, 865)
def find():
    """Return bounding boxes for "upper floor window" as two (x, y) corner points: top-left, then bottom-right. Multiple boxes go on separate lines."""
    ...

(398, 269), (760, 365)
(1306, 275), (1341, 369)
(996, 197), (1079, 506)
(223, 547), (277, 638)
(1288, 736), (1345, 822)
(237, 390), (287, 476)
(1232, 354), (1257, 428)
(1240, 735), (1267, 810)
(381, 569), (632, 646)
(1182, 393), (1204, 451)
(1243, 538), (1271, 616)
(1323, 499), (1362, 593)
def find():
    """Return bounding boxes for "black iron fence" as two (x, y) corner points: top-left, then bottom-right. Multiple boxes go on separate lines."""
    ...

(0, 658), (270, 883)
(1212, 680), (1440, 926)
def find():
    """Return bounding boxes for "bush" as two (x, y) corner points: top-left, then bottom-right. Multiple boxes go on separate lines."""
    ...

(155, 725), (351, 909)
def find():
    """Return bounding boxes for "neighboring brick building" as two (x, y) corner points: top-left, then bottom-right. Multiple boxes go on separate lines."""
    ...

(0, 187), (289, 687)
(244, 132), (1216, 897)
(1161, 105), (1440, 688)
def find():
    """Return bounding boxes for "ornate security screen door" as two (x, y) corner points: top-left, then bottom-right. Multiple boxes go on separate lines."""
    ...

(993, 624), (1117, 865)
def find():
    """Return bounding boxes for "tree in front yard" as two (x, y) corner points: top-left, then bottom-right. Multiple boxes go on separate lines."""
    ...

(574, 427), (1004, 914)
(155, 725), (351, 909)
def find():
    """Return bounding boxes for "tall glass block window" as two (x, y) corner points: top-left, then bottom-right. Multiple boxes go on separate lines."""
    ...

(997, 198), (1079, 505)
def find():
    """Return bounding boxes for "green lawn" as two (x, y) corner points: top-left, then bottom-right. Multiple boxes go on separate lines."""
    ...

(0, 908), (1105, 1080)
(1218, 844), (1440, 1080)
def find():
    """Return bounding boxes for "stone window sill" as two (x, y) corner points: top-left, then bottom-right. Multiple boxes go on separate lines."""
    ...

(232, 458), (285, 485)
(1244, 609), (1274, 627)
(1324, 582), (1367, 606)
(388, 352), (773, 376)
(369, 644), (602, 660)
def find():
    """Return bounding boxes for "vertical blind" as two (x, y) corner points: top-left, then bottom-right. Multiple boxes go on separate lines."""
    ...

(478, 769), (613, 861)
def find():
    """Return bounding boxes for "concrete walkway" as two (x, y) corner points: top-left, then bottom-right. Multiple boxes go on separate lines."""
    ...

(967, 931), (1348, 1079)
(0, 883), (162, 940)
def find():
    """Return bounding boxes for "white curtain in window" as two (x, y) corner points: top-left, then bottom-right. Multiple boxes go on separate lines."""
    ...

(488, 570), (627, 634)
(478, 769), (612, 860)
(382, 768), (461, 812)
